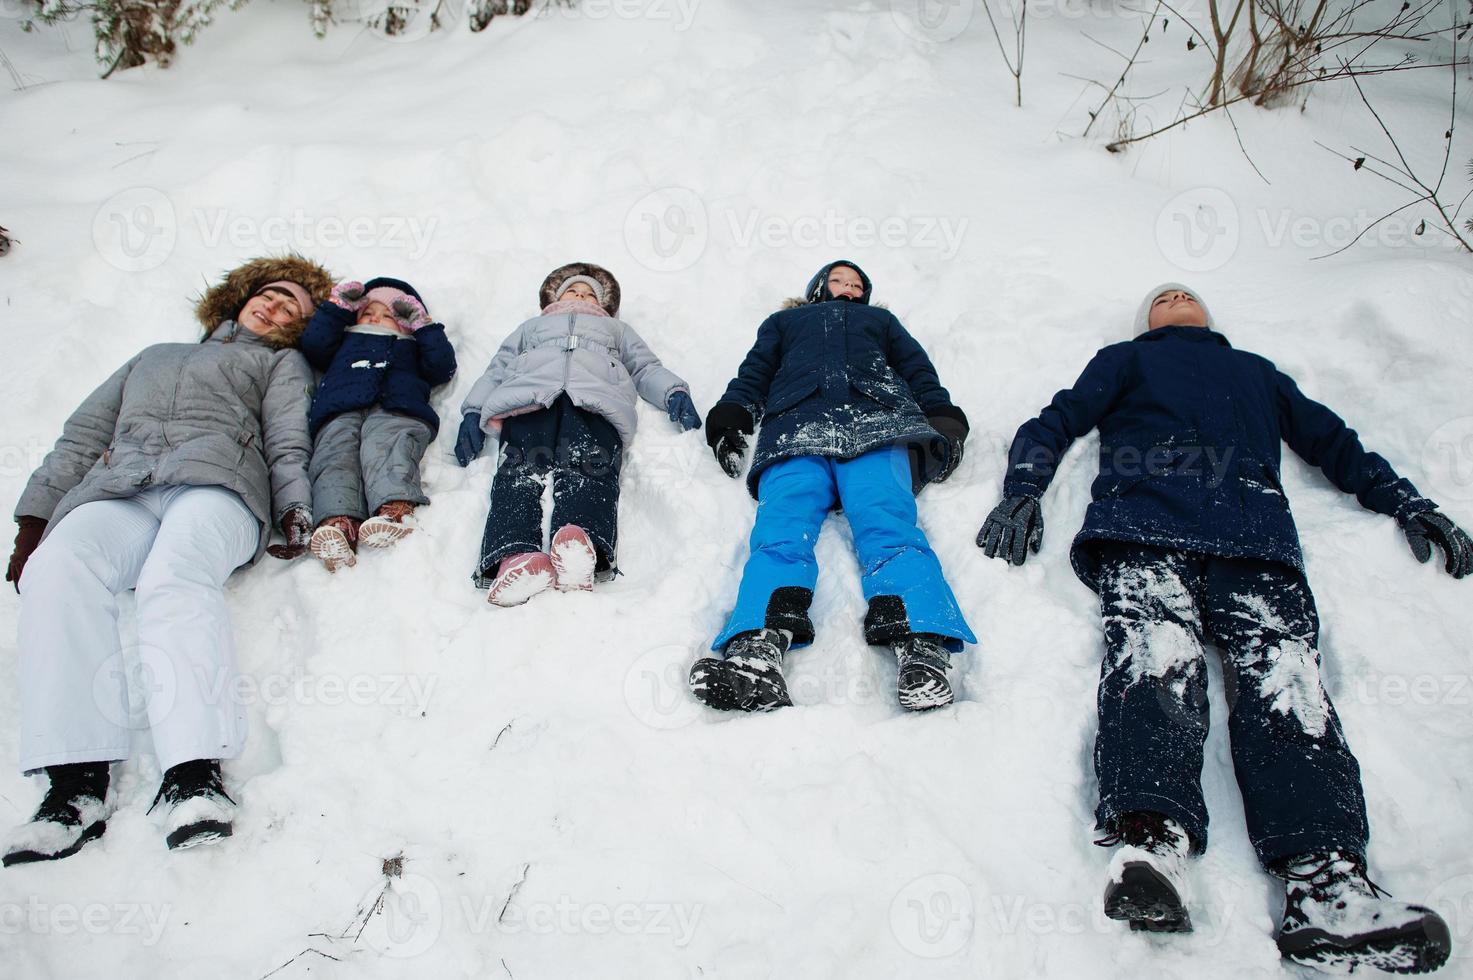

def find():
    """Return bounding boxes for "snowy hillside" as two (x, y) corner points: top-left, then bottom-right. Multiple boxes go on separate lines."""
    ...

(1, 0), (1472, 976)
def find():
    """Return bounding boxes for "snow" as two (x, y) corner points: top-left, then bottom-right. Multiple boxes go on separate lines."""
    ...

(2, 0), (1473, 977)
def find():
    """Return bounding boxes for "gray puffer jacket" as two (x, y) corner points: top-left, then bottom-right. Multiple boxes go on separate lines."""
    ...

(461, 309), (688, 446)
(16, 321), (314, 565)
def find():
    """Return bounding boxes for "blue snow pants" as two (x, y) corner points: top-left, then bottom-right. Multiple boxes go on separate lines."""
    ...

(475, 395), (622, 588)
(712, 446), (976, 653)
(1092, 541), (1370, 867)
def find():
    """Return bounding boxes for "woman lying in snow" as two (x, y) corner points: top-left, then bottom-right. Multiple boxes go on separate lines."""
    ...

(455, 262), (701, 605)
(979, 282), (1471, 974)
(297, 276), (457, 572)
(2, 255), (333, 863)
(689, 260), (972, 713)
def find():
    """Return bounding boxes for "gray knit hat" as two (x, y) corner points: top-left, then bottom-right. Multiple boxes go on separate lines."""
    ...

(1133, 282), (1215, 337)
(555, 274), (606, 306)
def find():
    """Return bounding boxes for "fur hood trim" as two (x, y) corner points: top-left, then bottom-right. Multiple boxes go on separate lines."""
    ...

(194, 254), (335, 349)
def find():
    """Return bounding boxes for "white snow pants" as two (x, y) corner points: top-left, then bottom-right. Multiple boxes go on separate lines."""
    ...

(17, 485), (259, 775)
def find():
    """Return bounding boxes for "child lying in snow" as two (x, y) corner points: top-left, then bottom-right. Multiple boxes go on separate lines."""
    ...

(980, 282), (1470, 973)
(299, 277), (458, 572)
(455, 262), (701, 606)
(689, 260), (972, 713)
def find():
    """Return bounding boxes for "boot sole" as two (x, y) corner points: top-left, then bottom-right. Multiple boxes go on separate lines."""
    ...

(899, 677), (954, 711)
(1104, 862), (1193, 933)
(359, 518), (414, 549)
(1278, 915), (1452, 975)
(550, 531), (597, 592)
(486, 567), (554, 607)
(310, 528), (357, 572)
(2, 820), (107, 867)
(689, 659), (742, 712)
(167, 820), (233, 851)
(690, 658), (792, 712)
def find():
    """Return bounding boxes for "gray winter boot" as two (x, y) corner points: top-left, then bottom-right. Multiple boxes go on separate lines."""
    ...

(891, 633), (953, 710)
(688, 628), (793, 712)
(1273, 850), (1451, 974)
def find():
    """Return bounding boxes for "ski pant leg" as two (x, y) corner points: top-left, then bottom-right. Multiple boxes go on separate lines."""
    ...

(132, 485), (258, 773)
(360, 409), (433, 514)
(1092, 542), (1213, 853)
(711, 455), (835, 651)
(476, 405), (557, 587)
(309, 410), (369, 522)
(548, 401), (623, 571)
(833, 445), (976, 651)
(16, 495), (161, 773)
(1201, 556), (1369, 866)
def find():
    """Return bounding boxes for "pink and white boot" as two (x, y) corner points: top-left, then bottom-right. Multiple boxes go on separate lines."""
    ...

(550, 524), (598, 592)
(486, 551), (556, 607)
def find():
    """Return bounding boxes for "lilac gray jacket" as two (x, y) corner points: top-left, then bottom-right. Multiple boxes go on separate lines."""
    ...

(461, 308), (688, 446)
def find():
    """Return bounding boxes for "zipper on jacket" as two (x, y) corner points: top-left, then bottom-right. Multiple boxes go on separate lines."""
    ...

(562, 312), (576, 390)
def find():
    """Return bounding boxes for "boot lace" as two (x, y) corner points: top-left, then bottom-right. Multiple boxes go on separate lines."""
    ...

(1094, 811), (1185, 852)
(1280, 851), (1392, 902)
(148, 761), (236, 814)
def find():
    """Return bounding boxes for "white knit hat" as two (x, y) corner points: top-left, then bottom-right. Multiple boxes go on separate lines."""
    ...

(1133, 282), (1215, 337)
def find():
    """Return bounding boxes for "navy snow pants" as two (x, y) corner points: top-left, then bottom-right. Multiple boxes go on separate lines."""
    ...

(1092, 541), (1369, 866)
(475, 395), (622, 588)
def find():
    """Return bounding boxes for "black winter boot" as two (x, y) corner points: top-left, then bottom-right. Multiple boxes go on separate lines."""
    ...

(1097, 810), (1193, 933)
(150, 759), (236, 851)
(3, 763), (111, 866)
(1273, 850), (1451, 974)
(890, 633), (953, 710)
(688, 628), (793, 712)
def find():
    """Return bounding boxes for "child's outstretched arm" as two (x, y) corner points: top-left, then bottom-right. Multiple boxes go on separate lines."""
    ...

(617, 322), (690, 412)
(413, 322), (458, 388)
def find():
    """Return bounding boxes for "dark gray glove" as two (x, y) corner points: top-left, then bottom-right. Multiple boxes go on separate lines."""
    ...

(1401, 510), (1471, 579)
(706, 402), (754, 480)
(977, 495), (1044, 566)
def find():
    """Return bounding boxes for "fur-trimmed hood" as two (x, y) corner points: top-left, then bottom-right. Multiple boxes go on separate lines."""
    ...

(539, 262), (622, 317)
(194, 254), (335, 349)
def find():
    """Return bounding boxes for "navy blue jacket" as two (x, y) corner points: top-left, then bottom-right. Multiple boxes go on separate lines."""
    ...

(719, 299), (962, 498)
(1003, 326), (1435, 590)
(300, 302), (458, 437)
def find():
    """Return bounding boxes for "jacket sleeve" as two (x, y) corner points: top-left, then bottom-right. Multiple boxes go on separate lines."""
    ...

(298, 301), (355, 372)
(1276, 369), (1435, 521)
(414, 323), (458, 388)
(460, 322), (527, 426)
(718, 314), (784, 421)
(262, 350), (315, 524)
(15, 353), (141, 522)
(618, 322), (688, 409)
(1003, 347), (1125, 499)
(885, 315), (955, 414)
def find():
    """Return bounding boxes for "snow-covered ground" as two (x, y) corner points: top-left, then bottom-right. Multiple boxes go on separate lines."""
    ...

(1, 0), (1471, 976)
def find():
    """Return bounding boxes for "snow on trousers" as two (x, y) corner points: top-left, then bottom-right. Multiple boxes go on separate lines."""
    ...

(712, 447), (976, 652)
(475, 394), (622, 588)
(16, 485), (258, 775)
(309, 407), (433, 521)
(1092, 541), (1369, 866)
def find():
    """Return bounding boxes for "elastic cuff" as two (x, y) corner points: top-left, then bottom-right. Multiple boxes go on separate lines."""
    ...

(926, 403), (969, 432)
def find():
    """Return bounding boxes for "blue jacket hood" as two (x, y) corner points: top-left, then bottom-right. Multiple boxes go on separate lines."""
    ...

(804, 260), (873, 305)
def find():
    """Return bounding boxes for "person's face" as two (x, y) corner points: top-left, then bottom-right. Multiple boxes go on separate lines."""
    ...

(826, 266), (865, 301)
(238, 287), (304, 335)
(560, 282), (599, 305)
(357, 300), (399, 330)
(1147, 289), (1208, 330)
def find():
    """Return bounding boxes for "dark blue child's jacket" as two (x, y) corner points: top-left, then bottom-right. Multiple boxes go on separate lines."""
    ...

(1003, 326), (1435, 590)
(300, 302), (458, 437)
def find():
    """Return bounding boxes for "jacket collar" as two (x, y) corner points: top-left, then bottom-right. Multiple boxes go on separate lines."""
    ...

(206, 320), (278, 347)
(1134, 325), (1232, 348)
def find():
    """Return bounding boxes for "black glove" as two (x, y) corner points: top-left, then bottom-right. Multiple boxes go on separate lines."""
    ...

(455, 413), (486, 467)
(706, 402), (754, 480)
(267, 507), (313, 560)
(927, 408), (969, 484)
(977, 495), (1044, 566)
(1401, 510), (1472, 579)
(6, 516), (47, 593)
